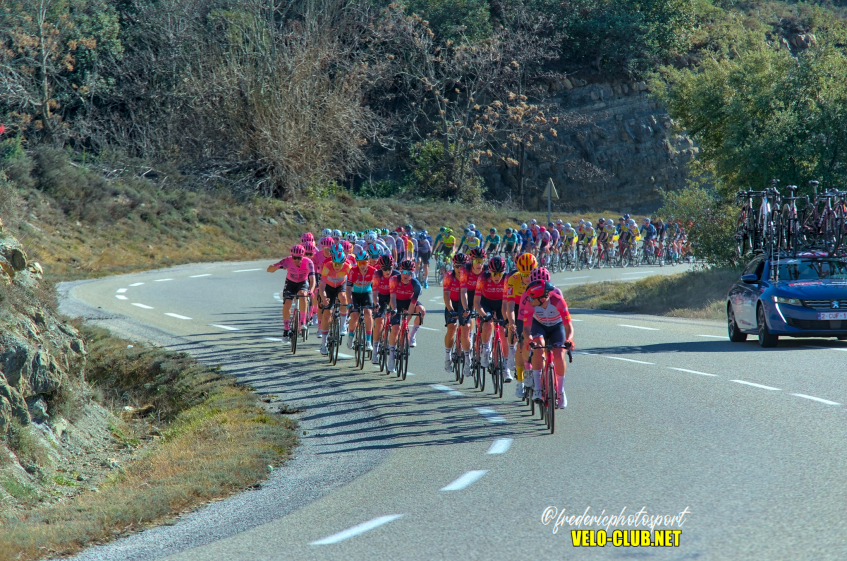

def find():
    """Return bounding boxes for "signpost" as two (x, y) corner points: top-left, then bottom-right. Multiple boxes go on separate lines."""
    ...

(543, 178), (559, 225)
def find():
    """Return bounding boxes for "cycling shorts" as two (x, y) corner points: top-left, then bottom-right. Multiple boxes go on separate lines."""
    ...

(283, 279), (308, 301)
(419, 251), (431, 265)
(460, 291), (475, 326)
(479, 296), (504, 321)
(350, 291), (372, 311)
(487, 244), (498, 254)
(529, 319), (566, 348)
(503, 244), (515, 254)
(445, 299), (463, 326)
(437, 245), (452, 256)
(374, 293), (391, 318)
(391, 301), (424, 326)
(323, 284), (344, 308)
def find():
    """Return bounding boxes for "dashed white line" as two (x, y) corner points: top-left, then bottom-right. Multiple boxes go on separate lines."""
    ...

(338, 353), (353, 359)
(310, 514), (405, 545)
(190, 274), (211, 278)
(805, 345), (847, 352)
(273, 293), (282, 301)
(618, 324), (660, 331)
(668, 367), (718, 377)
(131, 303), (154, 309)
(165, 313), (192, 320)
(622, 271), (654, 274)
(487, 438), (513, 454)
(571, 319), (583, 322)
(234, 268), (261, 273)
(791, 393), (840, 406)
(575, 351), (596, 355)
(419, 326), (440, 332)
(731, 380), (780, 391)
(441, 470), (488, 491)
(129, 282), (144, 287)
(263, 337), (284, 342)
(606, 356), (654, 365)
(154, 278), (173, 282)
(431, 384), (463, 397)
(115, 295), (128, 300)
(697, 335), (725, 339)
(566, 276), (590, 280)
(210, 324), (239, 331)
(116, 288), (128, 293)
(474, 407), (507, 423)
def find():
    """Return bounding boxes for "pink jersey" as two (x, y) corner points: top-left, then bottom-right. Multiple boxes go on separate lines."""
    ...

(274, 256), (315, 283)
(312, 250), (330, 272)
(517, 288), (571, 327)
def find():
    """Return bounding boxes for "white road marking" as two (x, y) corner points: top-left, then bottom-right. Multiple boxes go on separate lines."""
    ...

(431, 384), (463, 397)
(115, 295), (128, 300)
(792, 393), (840, 406)
(606, 356), (654, 365)
(116, 288), (128, 293)
(165, 313), (192, 320)
(131, 303), (154, 309)
(697, 335), (725, 339)
(575, 351), (596, 355)
(129, 282), (144, 286)
(338, 353), (353, 358)
(405, 372), (417, 376)
(668, 367), (718, 377)
(622, 271), (653, 274)
(731, 380), (780, 391)
(474, 407), (507, 423)
(210, 324), (239, 331)
(310, 514), (405, 545)
(487, 438), (513, 455)
(154, 278), (173, 282)
(571, 319), (583, 322)
(190, 274), (211, 278)
(264, 337), (284, 342)
(441, 470), (488, 491)
(273, 293), (282, 301)
(805, 345), (847, 352)
(567, 276), (590, 280)
(234, 268), (261, 272)
(419, 326), (440, 331)
(618, 324), (660, 331)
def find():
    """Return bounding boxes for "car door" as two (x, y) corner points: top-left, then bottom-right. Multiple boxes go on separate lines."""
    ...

(739, 257), (766, 327)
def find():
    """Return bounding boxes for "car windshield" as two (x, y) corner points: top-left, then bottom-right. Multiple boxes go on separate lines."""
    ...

(773, 258), (847, 280)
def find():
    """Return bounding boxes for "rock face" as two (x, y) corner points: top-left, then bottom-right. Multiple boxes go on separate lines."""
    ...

(0, 233), (84, 434)
(481, 78), (698, 214)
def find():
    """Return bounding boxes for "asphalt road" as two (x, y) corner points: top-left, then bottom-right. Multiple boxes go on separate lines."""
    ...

(59, 259), (847, 561)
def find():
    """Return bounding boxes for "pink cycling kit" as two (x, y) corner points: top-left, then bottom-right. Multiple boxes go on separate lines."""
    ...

(517, 288), (572, 326)
(274, 256), (315, 283)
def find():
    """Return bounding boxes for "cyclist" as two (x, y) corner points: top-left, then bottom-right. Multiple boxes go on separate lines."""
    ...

(267, 244), (316, 344)
(460, 247), (487, 369)
(537, 226), (552, 266)
(640, 217), (657, 257)
(562, 223), (577, 265)
(346, 246), (377, 351)
(459, 228), (473, 253)
(529, 219), (540, 242)
(505, 253), (537, 397)
(519, 267), (575, 408)
(371, 254), (396, 365)
(485, 228), (501, 255)
(417, 232), (432, 288)
(502, 228), (520, 260)
(595, 218), (612, 265)
(302, 241), (319, 324)
(518, 223), (533, 253)
(653, 217), (666, 261)
(473, 255), (510, 380)
(468, 223), (483, 243)
(442, 252), (468, 372)
(387, 259), (426, 373)
(301, 232), (315, 246)
(318, 242), (352, 356)
(583, 221), (597, 264)
(548, 222), (561, 263)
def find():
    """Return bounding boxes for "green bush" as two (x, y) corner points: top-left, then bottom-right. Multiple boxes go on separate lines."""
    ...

(660, 185), (738, 266)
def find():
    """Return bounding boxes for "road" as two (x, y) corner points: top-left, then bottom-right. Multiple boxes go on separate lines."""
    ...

(59, 260), (847, 561)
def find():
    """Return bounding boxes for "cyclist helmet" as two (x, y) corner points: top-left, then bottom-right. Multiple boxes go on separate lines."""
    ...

(564, 222), (571, 229)
(548, 222), (555, 227)
(404, 224), (413, 232)
(440, 226), (447, 233)
(618, 216), (625, 222)
(330, 243), (345, 263)
(452, 252), (468, 266)
(322, 228), (332, 237)
(556, 219), (563, 224)
(303, 241), (317, 255)
(539, 226), (547, 233)
(488, 256), (506, 273)
(469, 247), (486, 260)
(365, 232), (377, 242)
(399, 259), (416, 272)
(530, 219), (537, 225)
(354, 246), (368, 262)
(444, 227), (453, 235)
(529, 266), (550, 284)
(378, 254), (394, 270)
(422, 229), (428, 235)
(301, 232), (314, 243)
(342, 240), (353, 253)
(516, 253), (538, 275)
(521, 223), (528, 229)
(643, 217), (650, 224)
(586, 221), (592, 228)
(598, 218), (605, 225)
(390, 230), (398, 237)
(332, 229), (342, 238)
(505, 228), (512, 234)
(365, 241), (381, 257)
(466, 237), (481, 249)
(490, 227), (497, 233)
(623, 214), (630, 220)
(418, 232), (427, 240)
(320, 236), (334, 248)
(291, 244), (306, 257)
(464, 228), (471, 236)
(468, 223), (476, 230)
(526, 279), (554, 299)
(578, 218), (585, 224)
(346, 232), (357, 243)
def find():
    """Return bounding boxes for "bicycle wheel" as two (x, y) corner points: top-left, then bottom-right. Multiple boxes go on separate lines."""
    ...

(355, 323), (364, 370)
(478, 343), (486, 392)
(435, 267), (444, 286)
(330, 318), (340, 366)
(456, 348), (465, 384)
(547, 364), (555, 434)
(493, 342), (503, 398)
(399, 334), (409, 381)
(379, 331), (389, 373)
(291, 309), (299, 355)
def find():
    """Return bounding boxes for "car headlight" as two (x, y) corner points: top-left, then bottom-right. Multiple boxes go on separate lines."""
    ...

(773, 296), (802, 306)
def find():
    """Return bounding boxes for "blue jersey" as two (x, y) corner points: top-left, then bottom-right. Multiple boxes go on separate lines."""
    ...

(640, 224), (656, 241)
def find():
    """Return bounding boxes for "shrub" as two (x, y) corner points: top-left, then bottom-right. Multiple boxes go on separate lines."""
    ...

(660, 184), (738, 266)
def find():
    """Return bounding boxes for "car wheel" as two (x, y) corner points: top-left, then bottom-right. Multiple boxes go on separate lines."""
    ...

(727, 304), (747, 342)
(757, 304), (778, 348)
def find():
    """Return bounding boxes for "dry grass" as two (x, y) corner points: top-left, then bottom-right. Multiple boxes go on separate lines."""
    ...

(0, 326), (297, 561)
(561, 267), (742, 320)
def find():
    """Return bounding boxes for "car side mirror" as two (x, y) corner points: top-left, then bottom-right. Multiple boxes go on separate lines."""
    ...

(741, 274), (759, 283)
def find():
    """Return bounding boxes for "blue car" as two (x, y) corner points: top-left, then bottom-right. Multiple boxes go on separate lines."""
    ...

(727, 252), (847, 347)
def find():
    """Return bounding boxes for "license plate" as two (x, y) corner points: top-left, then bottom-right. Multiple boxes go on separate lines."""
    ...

(817, 312), (847, 320)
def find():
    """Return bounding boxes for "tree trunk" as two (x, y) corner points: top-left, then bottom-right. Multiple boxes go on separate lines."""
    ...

(518, 143), (525, 210)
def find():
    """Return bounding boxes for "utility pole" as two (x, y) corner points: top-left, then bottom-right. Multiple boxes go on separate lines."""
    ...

(543, 178), (558, 225)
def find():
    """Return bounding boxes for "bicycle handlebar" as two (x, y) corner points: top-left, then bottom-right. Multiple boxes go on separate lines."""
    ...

(528, 340), (574, 363)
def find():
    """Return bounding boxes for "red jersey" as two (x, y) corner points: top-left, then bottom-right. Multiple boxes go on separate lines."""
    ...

(460, 263), (485, 294)
(373, 270), (395, 296)
(389, 275), (422, 302)
(443, 270), (462, 301)
(475, 271), (506, 301)
(347, 265), (377, 293)
(321, 262), (352, 288)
